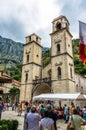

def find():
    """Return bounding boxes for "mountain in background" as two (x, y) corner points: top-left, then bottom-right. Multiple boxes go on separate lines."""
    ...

(0, 35), (86, 81)
(0, 35), (23, 64)
(0, 35), (49, 68)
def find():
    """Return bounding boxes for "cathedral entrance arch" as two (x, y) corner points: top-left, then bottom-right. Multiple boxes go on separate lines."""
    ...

(32, 83), (51, 97)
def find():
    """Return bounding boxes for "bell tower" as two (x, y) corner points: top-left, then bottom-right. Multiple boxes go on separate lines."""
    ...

(20, 33), (42, 102)
(50, 16), (75, 93)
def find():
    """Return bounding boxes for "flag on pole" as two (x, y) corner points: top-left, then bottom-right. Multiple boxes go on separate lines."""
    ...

(79, 21), (86, 65)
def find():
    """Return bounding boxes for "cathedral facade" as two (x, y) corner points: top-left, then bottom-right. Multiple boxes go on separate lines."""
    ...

(20, 16), (86, 102)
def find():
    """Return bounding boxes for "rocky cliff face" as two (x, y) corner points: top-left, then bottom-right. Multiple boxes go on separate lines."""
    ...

(0, 35), (23, 64)
(0, 35), (50, 69)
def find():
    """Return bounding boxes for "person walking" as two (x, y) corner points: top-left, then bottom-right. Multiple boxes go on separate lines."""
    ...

(17, 102), (22, 116)
(66, 108), (86, 130)
(64, 104), (69, 123)
(0, 100), (3, 120)
(39, 109), (55, 130)
(26, 105), (41, 130)
(82, 106), (86, 121)
(23, 102), (31, 130)
(40, 104), (46, 118)
(45, 104), (58, 130)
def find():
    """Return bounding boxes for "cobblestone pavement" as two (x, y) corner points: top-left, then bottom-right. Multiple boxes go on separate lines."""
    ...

(2, 109), (24, 130)
(1, 109), (84, 130)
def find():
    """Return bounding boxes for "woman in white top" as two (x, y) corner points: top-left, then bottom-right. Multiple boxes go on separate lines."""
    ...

(39, 110), (55, 130)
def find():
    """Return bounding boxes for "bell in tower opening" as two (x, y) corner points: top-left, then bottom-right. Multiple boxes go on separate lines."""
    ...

(52, 15), (70, 32)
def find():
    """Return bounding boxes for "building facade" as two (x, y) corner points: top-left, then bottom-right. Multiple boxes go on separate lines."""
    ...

(20, 15), (86, 102)
(0, 68), (21, 104)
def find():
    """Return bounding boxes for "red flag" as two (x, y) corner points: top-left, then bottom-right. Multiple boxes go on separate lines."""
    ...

(79, 21), (86, 65)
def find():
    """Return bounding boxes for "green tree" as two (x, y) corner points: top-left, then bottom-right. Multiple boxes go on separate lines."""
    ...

(9, 87), (20, 104)
(4, 64), (22, 81)
(9, 87), (20, 94)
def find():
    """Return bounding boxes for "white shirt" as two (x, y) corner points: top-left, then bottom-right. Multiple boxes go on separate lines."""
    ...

(26, 112), (41, 130)
(83, 108), (86, 114)
(40, 117), (54, 130)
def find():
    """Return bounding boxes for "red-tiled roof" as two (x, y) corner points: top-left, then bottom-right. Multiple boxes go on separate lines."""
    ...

(0, 76), (12, 83)
(12, 79), (21, 87)
(3, 73), (11, 78)
(0, 73), (21, 86)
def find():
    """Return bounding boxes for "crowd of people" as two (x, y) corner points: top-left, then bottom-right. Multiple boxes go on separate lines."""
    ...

(23, 101), (58, 130)
(0, 99), (86, 130)
(22, 101), (86, 130)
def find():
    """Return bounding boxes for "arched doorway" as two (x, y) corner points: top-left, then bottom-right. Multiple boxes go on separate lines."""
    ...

(32, 83), (51, 97)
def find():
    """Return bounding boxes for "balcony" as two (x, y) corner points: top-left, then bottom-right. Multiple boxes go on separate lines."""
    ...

(33, 77), (51, 85)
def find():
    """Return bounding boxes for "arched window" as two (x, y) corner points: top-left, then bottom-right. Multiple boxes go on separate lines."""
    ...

(57, 67), (61, 79)
(36, 36), (38, 42)
(70, 67), (72, 78)
(57, 44), (60, 53)
(29, 36), (31, 41)
(56, 23), (61, 30)
(27, 54), (29, 62)
(76, 84), (78, 92)
(48, 69), (51, 78)
(25, 72), (28, 82)
(81, 86), (83, 94)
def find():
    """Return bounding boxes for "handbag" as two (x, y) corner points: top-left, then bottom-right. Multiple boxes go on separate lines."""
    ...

(69, 115), (75, 130)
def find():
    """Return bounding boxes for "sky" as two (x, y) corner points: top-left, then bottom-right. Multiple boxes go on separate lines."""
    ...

(0, 0), (86, 47)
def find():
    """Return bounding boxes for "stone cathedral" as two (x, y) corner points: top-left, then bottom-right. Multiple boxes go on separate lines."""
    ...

(20, 15), (79, 102)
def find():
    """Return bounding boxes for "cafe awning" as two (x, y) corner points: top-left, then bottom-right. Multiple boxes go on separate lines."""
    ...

(33, 93), (86, 101)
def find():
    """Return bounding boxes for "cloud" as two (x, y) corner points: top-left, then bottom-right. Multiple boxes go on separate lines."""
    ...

(0, 0), (86, 46)
(0, 0), (61, 46)
(59, 0), (86, 38)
